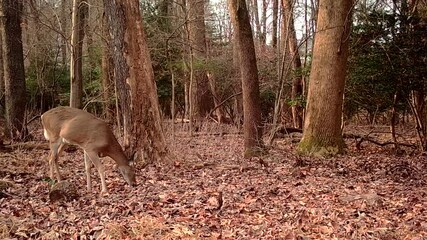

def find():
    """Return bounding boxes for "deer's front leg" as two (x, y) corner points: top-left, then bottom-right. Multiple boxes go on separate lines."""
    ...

(85, 151), (107, 193)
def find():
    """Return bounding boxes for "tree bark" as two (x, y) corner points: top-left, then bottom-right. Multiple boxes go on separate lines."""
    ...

(271, 0), (278, 48)
(104, 0), (169, 165)
(232, 34), (243, 126)
(252, 0), (261, 42)
(69, 0), (87, 109)
(228, 0), (264, 157)
(60, 0), (68, 65)
(283, 0), (303, 129)
(298, 0), (352, 156)
(0, 27), (4, 113)
(101, 12), (114, 122)
(188, 0), (213, 122)
(1, 0), (27, 141)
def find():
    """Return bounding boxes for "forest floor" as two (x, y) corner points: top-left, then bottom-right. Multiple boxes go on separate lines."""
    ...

(1, 123), (427, 239)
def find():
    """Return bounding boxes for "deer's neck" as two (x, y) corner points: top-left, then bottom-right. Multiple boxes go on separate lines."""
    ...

(106, 140), (130, 167)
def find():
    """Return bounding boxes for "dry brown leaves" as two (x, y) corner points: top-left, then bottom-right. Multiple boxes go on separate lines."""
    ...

(1, 125), (427, 239)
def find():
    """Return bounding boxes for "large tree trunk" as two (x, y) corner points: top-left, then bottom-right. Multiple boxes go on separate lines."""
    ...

(69, 0), (87, 109)
(101, 12), (114, 123)
(188, 0), (213, 122)
(1, 0), (27, 141)
(298, 0), (352, 156)
(228, 0), (264, 157)
(104, 0), (169, 165)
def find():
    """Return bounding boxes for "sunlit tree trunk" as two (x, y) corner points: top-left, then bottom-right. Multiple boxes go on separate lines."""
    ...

(70, 0), (87, 109)
(1, 0), (27, 141)
(298, 0), (352, 156)
(104, 0), (169, 164)
(229, 0), (264, 157)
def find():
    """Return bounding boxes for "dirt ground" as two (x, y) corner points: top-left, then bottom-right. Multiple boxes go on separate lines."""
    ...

(1, 123), (427, 239)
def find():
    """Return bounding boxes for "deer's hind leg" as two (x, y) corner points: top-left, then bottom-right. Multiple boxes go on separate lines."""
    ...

(48, 138), (66, 182)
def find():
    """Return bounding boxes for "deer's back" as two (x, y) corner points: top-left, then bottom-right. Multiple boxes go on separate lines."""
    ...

(42, 107), (118, 152)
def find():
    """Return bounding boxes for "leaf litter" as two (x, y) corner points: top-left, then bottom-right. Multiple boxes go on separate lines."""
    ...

(0, 126), (426, 239)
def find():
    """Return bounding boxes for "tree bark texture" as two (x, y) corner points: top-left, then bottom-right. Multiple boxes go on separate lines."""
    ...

(282, 0), (303, 129)
(1, 0), (27, 140)
(101, 12), (114, 122)
(271, 0), (278, 48)
(188, 0), (213, 120)
(298, 0), (352, 155)
(104, 0), (168, 164)
(0, 27), (4, 113)
(69, 0), (87, 109)
(228, 0), (264, 157)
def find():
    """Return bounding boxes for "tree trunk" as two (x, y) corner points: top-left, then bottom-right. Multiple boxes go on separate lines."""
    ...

(0, 27), (4, 113)
(232, 35), (243, 126)
(104, 0), (169, 165)
(60, 0), (68, 65)
(228, 0), (264, 157)
(101, 12), (114, 122)
(70, 0), (87, 109)
(283, 0), (303, 129)
(188, 0), (213, 122)
(271, 0), (278, 48)
(1, 0), (27, 141)
(252, 0), (261, 43)
(260, 0), (267, 48)
(298, 0), (352, 156)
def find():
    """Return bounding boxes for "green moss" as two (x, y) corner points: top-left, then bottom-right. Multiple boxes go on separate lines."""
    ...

(298, 137), (345, 157)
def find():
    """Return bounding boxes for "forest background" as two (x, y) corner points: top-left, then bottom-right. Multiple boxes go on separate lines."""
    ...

(0, 0), (427, 238)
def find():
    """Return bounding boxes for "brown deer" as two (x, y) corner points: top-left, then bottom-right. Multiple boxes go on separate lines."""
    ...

(41, 106), (136, 193)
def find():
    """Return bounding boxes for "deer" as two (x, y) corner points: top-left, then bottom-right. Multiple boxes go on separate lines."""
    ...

(41, 106), (136, 193)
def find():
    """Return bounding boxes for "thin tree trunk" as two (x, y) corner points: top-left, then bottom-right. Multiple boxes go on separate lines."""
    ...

(260, 0), (267, 49)
(70, 0), (87, 109)
(229, 0), (264, 157)
(390, 92), (399, 150)
(0, 28), (4, 113)
(283, 0), (303, 129)
(232, 33), (243, 127)
(271, 0), (278, 48)
(252, 0), (261, 42)
(60, 0), (68, 65)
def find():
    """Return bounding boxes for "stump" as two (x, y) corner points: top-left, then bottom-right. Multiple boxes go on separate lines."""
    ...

(49, 180), (79, 202)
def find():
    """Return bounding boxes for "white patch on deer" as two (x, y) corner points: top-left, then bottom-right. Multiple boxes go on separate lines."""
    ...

(43, 129), (50, 140)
